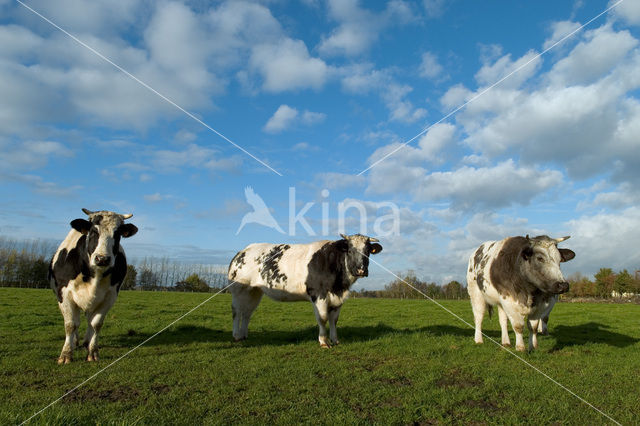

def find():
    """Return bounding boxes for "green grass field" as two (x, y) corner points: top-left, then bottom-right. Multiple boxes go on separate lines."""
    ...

(1, 288), (639, 425)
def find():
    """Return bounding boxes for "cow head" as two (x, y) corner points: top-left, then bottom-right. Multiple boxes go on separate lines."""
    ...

(520, 235), (575, 294)
(70, 208), (138, 269)
(337, 233), (383, 278)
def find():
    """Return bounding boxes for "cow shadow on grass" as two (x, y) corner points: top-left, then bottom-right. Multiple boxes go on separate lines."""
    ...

(549, 322), (640, 351)
(108, 322), (420, 348)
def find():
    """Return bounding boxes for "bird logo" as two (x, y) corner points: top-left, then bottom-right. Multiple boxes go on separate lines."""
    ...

(236, 186), (285, 235)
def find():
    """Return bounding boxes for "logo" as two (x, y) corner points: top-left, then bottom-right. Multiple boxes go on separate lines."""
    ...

(236, 187), (400, 237)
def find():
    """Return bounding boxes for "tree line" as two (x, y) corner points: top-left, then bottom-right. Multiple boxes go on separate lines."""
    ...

(352, 271), (468, 299)
(1, 237), (638, 298)
(0, 237), (228, 293)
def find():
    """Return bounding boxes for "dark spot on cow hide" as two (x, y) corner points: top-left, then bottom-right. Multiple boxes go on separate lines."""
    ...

(477, 271), (485, 291)
(305, 240), (351, 301)
(228, 250), (247, 281)
(473, 245), (484, 267)
(258, 244), (289, 287)
(50, 236), (94, 302)
(489, 237), (536, 306)
(112, 252), (127, 292)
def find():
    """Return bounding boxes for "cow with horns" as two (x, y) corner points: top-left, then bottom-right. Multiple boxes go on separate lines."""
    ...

(467, 235), (575, 352)
(49, 208), (138, 363)
(228, 234), (383, 347)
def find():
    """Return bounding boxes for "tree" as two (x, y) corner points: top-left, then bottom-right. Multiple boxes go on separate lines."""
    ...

(139, 268), (159, 290)
(443, 280), (464, 299)
(174, 274), (210, 293)
(121, 265), (137, 290)
(614, 269), (633, 296)
(594, 268), (615, 298)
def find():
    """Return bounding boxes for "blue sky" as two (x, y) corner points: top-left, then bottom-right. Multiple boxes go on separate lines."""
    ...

(1, 0), (639, 289)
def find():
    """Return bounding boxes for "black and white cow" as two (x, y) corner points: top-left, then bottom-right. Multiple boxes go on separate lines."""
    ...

(49, 209), (138, 363)
(467, 235), (575, 352)
(227, 234), (382, 347)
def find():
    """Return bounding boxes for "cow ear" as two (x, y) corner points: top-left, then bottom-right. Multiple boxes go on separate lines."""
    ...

(370, 243), (383, 254)
(559, 248), (575, 262)
(70, 219), (91, 235)
(521, 246), (534, 261)
(119, 223), (138, 238)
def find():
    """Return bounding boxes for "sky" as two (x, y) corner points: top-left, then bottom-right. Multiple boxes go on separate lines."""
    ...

(1, 0), (639, 289)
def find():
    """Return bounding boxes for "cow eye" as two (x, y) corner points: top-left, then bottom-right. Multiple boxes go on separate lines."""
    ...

(536, 256), (545, 262)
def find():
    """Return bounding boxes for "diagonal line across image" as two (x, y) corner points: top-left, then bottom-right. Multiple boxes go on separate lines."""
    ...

(357, 0), (626, 176)
(15, 0), (283, 177)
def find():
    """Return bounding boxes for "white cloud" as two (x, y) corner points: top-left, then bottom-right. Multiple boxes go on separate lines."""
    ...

(263, 105), (299, 133)
(341, 64), (427, 123)
(365, 123), (455, 194)
(263, 105), (326, 133)
(0, 140), (73, 171)
(147, 143), (241, 174)
(475, 49), (542, 89)
(419, 51), (444, 80)
(414, 160), (563, 209)
(316, 172), (366, 190)
(0, 172), (82, 197)
(318, 0), (414, 57)
(250, 39), (329, 92)
(609, 0), (640, 26)
(301, 110), (326, 125)
(423, 0), (447, 18)
(548, 24), (638, 87)
(144, 193), (165, 203)
(564, 207), (640, 275)
(543, 20), (581, 50)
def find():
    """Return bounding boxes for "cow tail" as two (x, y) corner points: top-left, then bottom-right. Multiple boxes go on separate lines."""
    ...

(487, 304), (493, 319)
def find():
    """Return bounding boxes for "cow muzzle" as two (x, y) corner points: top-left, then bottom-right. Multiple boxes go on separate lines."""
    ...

(553, 281), (570, 294)
(355, 268), (368, 277)
(94, 255), (111, 267)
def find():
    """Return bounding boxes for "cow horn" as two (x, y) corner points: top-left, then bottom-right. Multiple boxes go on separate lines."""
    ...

(340, 233), (348, 240)
(122, 213), (133, 219)
(554, 236), (570, 243)
(369, 237), (379, 242)
(82, 208), (94, 216)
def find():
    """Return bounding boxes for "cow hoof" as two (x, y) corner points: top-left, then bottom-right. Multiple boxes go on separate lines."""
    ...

(233, 337), (245, 343)
(87, 354), (99, 362)
(502, 343), (511, 347)
(320, 343), (332, 349)
(516, 346), (526, 352)
(474, 340), (483, 345)
(57, 355), (72, 364)
(332, 341), (340, 346)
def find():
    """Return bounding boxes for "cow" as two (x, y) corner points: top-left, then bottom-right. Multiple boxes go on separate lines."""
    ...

(467, 235), (575, 352)
(49, 208), (138, 364)
(227, 234), (383, 347)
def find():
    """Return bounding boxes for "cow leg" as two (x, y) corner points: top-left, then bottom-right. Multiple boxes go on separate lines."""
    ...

(328, 305), (342, 346)
(312, 298), (331, 348)
(58, 299), (81, 364)
(467, 278), (486, 344)
(509, 316), (526, 352)
(470, 299), (486, 344)
(528, 319), (540, 351)
(538, 315), (549, 335)
(85, 293), (116, 361)
(231, 285), (263, 341)
(83, 312), (94, 349)
(497, 305), (511, 347)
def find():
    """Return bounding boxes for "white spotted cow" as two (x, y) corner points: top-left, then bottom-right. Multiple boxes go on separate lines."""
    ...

(49, 209), (138, 363)
(467, 235), (575, 352)
(228, 234), (382, 347)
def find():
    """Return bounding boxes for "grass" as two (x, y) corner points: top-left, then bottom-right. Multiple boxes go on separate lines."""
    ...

(1, 287), (639, 425)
